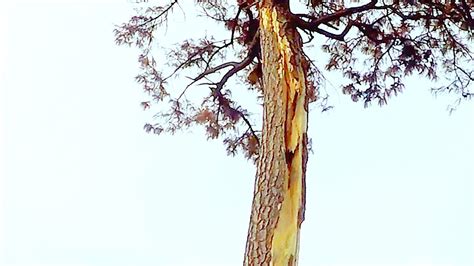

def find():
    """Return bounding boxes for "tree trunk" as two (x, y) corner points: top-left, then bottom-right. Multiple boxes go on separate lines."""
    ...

(244, 1), (309, 265)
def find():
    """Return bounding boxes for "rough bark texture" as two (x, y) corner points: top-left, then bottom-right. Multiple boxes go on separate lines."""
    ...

(244, 1), (309, 265)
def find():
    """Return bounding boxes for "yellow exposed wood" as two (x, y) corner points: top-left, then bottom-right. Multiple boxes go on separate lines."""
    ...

(244, 1), (309, 264)
(260, 5), (308, 265)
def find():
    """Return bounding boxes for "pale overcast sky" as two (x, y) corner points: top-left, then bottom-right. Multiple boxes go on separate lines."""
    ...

(1, 1), (473, 266)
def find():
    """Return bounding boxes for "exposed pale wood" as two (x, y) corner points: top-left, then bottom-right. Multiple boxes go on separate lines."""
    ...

(244, 1), (310, 265)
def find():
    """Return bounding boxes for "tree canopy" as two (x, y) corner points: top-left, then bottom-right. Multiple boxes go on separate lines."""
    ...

(115, 0), (473, 159)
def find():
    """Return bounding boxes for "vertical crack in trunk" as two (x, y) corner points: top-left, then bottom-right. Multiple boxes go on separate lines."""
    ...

(244, 1), (309, 265)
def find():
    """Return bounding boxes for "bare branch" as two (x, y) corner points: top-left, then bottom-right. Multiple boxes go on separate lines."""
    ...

(185, 32), (259, 93)
(311, 20), (354, 41)
(137, 0), (179, 28)
(292, 0), (378, 31)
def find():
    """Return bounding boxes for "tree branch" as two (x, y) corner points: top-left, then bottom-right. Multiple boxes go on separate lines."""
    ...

(312, 21), (354, 41)
(137, 0), (179, 28)
(292, 0), (378, 31)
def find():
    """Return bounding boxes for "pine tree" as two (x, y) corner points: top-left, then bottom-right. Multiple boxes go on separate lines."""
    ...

(115, 1), (473, 264)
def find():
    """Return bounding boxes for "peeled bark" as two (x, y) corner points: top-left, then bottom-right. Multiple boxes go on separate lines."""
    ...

(244, 1), (309, 265)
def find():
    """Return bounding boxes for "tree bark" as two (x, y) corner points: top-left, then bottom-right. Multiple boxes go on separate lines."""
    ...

(244, 1), (309, 265)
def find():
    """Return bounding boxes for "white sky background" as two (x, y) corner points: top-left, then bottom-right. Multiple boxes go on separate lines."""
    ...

(1, 1), (473, 266)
